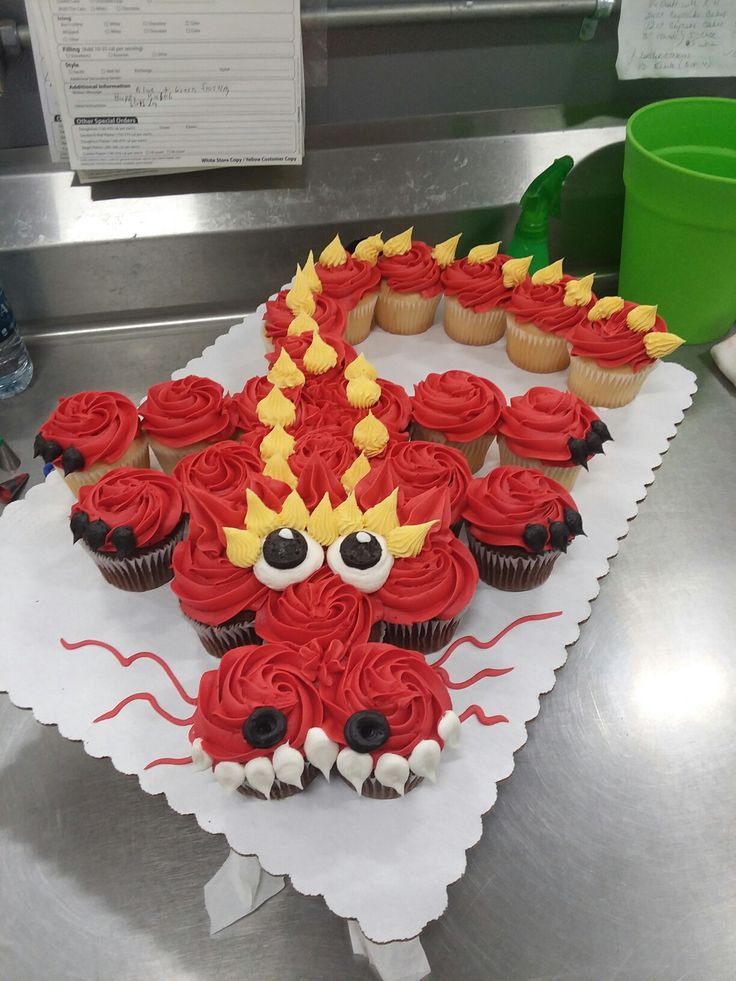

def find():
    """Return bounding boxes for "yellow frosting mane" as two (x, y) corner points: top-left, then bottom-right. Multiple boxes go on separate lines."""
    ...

(353, 234), (383, 265)
(467, 242), (501, 265)
(502, 256), (532, 287)
(319, 234), (348, 268)
(352, 411), (390, 457)
(531, 258), (564, 285)
(304, 332), (339, 374)
(285, 269), (316, 316)
(563, 273), (595, 307)
(644, 332), (685, 359)
(347, 376), (382, 409)
(259, 424), (295, 461)
(256, 385), (297, 428)
(341, 452), (371, 492)
(588, 295), (624, 321)
(432, 233), (462, 269)
(287, 311), (320, 336)
(263, 453), (298, 488)
(302, 250), (323, 292)
(626, 304), (658, 333)
(344, 353), (378, 381)
(266, 348), (306, 389)
(382, 227), (413, 257)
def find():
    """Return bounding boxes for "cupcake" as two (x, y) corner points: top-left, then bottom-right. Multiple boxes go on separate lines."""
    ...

(263, 277), (346, 347)
(139, 375), (235, 474)
(287, 426), (358, 479)
(463, 466), (583, 590)
(375, 228), (458, 335)
(70, 467), (187, 591)
(504, 259), (597, 373)
(172, 439), (266, 525)
(229, 376), (302, 435)
(265, 332), (358, 392)
(314, 234), (382, 345)
(567, 297), (685, 408)
(34, 390), (148, 497)
(321, 642), (456, 797)
(411, 370), (506, 473)
(497, 386), (611, 490)
(441, 243), (520, 345)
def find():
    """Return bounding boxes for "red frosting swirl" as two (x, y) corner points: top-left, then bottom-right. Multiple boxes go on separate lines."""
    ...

(288, 426), (358, 479)
(229, 375), (303, 433)
(265, 334), (357, 389)
(412, 371), (506, 442)
(377, 241), (442, 297)
(320, 642), (452, 760)
(295, 455), (347, 510)
(568, 301), (667, 373)
(387, 441), (472, 524)
(72, 467), (184, 552)
(139, 375), (234, 448)
(191, 642), (324, 763)
(498, 386), (600, 466)
(316, 254), (381, 311)
(302, 376), (412, 438)
(440, 253), (513, 312)
(263, 289), (346, 343)
(463, 466), (578, 551)
(378, 532), (478, 623)
(171, 535), (269, 625)
(255, 567), (381, 647)
(40, 390), (140, 469)
(173, 440), (265, 510)
(505, 275), (597, 337)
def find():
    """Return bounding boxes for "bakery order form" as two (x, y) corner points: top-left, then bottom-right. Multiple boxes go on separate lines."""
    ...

(34, 1), (304, 171)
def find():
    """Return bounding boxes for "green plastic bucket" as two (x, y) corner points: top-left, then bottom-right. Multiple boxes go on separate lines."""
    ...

(619, 97), (736, 344)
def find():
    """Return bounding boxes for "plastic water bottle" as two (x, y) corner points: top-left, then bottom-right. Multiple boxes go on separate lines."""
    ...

(0, 287), (33, 399)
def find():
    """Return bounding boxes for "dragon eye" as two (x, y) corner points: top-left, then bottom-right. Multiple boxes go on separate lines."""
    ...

(254, 527), (324, 589)
(344, 710), (391, 753)
(242, 706), (288, 748)
(326, 531), (393, 592)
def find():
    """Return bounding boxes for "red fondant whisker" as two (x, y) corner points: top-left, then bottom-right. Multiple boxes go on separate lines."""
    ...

(61, 637), (197, 704)
(458, 705), (508, 726)
(437, 665), (514, 689)
(93, 692), (196, 726)
(431, 611), (563, 670)
(144, 756), (193, 770)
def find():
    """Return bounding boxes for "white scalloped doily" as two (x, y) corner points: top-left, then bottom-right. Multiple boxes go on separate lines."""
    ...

(0, 305), (696, 942)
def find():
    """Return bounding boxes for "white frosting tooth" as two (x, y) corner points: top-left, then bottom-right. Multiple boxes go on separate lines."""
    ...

(374, 753), (410, 796)
(336, 747), (373, 794)
(438, 710), (461, 749)
(272, 743), (305, 789)
(244, 756), (276, 799)
(190, 737), (213, 772)
(305, 727), (339, 781)
(213, 761), (246, 793)
(408, 740), (441, 783)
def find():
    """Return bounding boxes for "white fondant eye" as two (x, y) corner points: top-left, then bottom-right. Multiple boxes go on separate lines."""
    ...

(326, 531), (393, 592)
(253, 527), (324, 590)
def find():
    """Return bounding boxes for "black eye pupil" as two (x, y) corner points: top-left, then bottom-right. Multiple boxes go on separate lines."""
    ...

(262, 528), (308, 569)
(242, 706), (287, 748)
(344, 710), (391, 753)
(339, 532), (382, 570)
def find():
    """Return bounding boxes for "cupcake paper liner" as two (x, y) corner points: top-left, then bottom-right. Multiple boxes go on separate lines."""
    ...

(375, 282), (441, 335)
(567, 356), (654, 408)
(497, 436), (581, 491)
(60, 436), (150, 498)
(344, 291), (379, 345)
(184, 609), (262, 659)
(504, 316), (570, 373)
(381, 615), (461, 656)
(239, 763), (318, 800)
(411, 422), (493, 475)
(83, 517), (188, 592)
(466, 530), (560, 591)
(148, 437), (223, 476)
(443, 297), (506, 346)
(351, 773), (424, 800)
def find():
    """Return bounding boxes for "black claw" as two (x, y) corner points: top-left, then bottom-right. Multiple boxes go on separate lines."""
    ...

(586, 429), (605, 455)
(84, 519), (109, 551)
(563, 507), (585, 537)
(568, 437), (590, 469)
(549, 521), (569, 553)
(523, 522), (548, 555)
(33, 433), (45, 459)
(61, 446), (85, 476)
(69, 510), (89, 544)
(590, 419), (613, 443)
(34, 433), (63, 464)
(111, 525), (137, 558)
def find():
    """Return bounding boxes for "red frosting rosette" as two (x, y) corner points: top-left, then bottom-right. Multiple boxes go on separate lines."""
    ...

(440, 252), (514, 312)
(72, 467), (184, 552)
(498, 386), (601, 466)
(255, 567), (381, 647)
(295, 455), (348, 511)
(263, 289), (346, 343)
(506, 275), (597, 337)
(265, 334), (357, 388)
(302, 376), (412, 438)
(38, 390), (140, 468)
(138, 375), (234, 448)
(412, 370), (506, 442)
(569, 300), (667, 373)
(228, 375), (303, 433)
(386, 440), (472, 524)
(172, 440), (264, 510)
(287, 426), (358, 479)
(316, 254), (381, 312)
(377, 240), (442, 297)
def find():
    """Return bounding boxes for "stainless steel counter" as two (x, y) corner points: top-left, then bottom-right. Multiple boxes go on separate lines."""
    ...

(1, 320), (734, 981)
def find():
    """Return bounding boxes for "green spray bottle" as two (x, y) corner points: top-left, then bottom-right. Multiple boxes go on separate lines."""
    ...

(506, 156), (574, 274)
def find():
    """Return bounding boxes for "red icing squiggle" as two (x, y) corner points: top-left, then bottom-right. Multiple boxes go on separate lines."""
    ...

(458, 705), (508, 726)
(435, 664), (513, 688)
(94, 691), (195, 726)
(431, 611), (563, 670)
(145, 756), (193, 770)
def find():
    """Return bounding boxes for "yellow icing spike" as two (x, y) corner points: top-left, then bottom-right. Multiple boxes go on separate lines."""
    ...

(502, 256), (532, 287)
(319, 234), (348, 268)
(263, 453), (298, 489)
(278, 489), (310, 530)
(531, 258), (564, 285)
(304, 332), (339, 375)
(244, 489), (280, 538)
(224, 527), (262, 568)
(432, 233), (462, 269)
(267, 348), (306, 389)
(303, 250), (323, 292)
(563, 273), (595, 308)
(352, 411), (390, 458)
(334, 493), (364, 536)
(588, 295), (624, 321)
(344, 353), (378, 381)
(341, 452), (371, 493)
(353, 233), (383, 265)
(259, 424), (295, 462)
(382, 227), (413, 257)
(467, 242), (501, 265)
(644, 332), (685, 359)
(285, 270), (316, 316)
(386, 521), (437, 558)
(287, 311), (320, 336)
(363, 488), (400, 538)
(347, 376), (382, 409)
(307, 492), (340, 546)
(626, 304), (658, 333)
(256, 385), (297, 428)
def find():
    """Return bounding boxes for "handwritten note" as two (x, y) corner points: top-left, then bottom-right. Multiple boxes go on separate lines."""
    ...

(617, 0), (736, 79)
